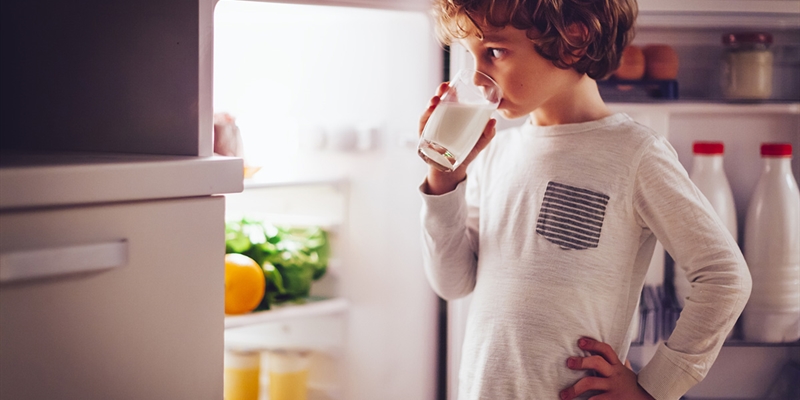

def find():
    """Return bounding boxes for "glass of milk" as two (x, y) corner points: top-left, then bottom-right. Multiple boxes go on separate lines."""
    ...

(418, 69), (502, 172)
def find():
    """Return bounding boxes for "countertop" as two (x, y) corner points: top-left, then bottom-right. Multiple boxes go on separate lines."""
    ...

(0, 151), (243, 210)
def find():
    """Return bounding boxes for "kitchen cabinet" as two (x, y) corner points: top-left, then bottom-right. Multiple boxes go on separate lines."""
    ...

(0, 0), (242, 398)
(1, 196), (226, 399)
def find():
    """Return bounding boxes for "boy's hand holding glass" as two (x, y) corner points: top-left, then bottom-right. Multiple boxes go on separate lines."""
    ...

(417, 69), (502, 173)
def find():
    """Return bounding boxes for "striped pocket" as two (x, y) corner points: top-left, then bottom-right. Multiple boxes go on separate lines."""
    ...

(536, 181), (609, 250)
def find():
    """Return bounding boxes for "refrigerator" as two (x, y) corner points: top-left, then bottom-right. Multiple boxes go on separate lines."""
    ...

(1, 1), (798, 400)
(0, 1), (242, 399)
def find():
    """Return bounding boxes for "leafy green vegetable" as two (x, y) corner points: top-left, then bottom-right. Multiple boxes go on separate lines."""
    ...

(225, 218), (330, 307)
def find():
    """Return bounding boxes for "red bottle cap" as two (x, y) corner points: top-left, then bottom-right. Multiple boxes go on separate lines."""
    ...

(761, 143), (792, 157)
(693, 141), (724, 155)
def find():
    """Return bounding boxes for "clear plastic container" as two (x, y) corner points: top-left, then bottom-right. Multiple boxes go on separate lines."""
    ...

(721, 32), (774, 100)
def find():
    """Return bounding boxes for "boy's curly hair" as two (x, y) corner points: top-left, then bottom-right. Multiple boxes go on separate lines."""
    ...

(433, 0), (637, 80)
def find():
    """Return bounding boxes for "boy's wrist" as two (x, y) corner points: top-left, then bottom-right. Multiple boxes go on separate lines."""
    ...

(424, 169), (466, 195)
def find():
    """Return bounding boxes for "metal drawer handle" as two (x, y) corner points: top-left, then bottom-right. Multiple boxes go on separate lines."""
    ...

(0, 240), (128, 283)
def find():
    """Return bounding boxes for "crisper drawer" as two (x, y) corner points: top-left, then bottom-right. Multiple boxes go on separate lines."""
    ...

(0, 196), (225, 400)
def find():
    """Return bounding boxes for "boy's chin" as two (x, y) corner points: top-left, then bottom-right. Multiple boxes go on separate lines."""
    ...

(496, 108), (525, 120)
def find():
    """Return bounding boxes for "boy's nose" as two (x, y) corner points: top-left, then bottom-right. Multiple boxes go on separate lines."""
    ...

(471, 70), (501, 101)
(472, 70), (491, 87)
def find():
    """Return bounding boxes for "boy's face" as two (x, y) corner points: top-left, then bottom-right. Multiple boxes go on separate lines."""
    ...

(460, 24), (583, 120)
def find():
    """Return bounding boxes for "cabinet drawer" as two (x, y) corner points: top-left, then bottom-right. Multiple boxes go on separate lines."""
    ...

(0, 196), (225, 400)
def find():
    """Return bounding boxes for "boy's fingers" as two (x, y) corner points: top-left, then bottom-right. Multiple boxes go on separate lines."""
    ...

(566, 355), (614, 377)
(436, 81), (449, 97)
(559, 377), (609, 400)
(579, 337), (621, 365)
(418, 82), (450, 135)
(418, 96), (441, 134)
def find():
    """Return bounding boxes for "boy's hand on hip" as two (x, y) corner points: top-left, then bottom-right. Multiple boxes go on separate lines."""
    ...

(560, 337), (655, 400)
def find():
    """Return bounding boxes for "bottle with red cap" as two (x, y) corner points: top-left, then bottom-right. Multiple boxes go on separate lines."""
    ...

(674, 142), (738, 313)
(742, 143), (800, 343)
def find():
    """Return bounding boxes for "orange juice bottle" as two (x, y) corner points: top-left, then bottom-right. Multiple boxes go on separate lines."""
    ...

(224, 349), (260, 400)
(268, 350), (311, 400)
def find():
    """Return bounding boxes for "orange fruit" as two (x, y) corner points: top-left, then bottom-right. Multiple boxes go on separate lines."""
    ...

(224, 253), (266, 315)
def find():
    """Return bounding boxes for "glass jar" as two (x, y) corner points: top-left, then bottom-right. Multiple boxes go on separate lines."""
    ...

(721, 32), (774, 100)
(224, 349), (261, 400)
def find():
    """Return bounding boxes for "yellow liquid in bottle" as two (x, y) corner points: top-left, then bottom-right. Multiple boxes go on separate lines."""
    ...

(223, 367), (260, 400)
(269, 370), (309, 400)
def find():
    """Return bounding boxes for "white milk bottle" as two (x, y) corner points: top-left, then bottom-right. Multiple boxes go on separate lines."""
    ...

(675, 142), (738, 310)
(742, 143), (800, 343)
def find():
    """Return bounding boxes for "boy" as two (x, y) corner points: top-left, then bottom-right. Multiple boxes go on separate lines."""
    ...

(417, 0), (752, 399)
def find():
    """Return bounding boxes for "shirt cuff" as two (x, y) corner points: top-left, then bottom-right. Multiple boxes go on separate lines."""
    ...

(419, 178), (468, 228)
(637, 342), (701, 400)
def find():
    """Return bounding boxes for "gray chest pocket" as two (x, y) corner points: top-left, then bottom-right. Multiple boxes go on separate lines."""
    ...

(536, 181), (609, 250)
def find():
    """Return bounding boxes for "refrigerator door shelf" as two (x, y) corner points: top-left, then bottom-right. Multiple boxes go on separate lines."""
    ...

(637, 0), (800, 15)
(225, 182), (347, 239)
(225, 311), (347, 354)
(608, 102), (800, 115)
(225, 297), (350, 330)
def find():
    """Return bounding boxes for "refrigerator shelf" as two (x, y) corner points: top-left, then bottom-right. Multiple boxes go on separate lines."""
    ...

(609, 101), (800, 115)
(225, 297), (349, 330)
(631, 340), (800, 348)
(717, 340), (800, 348)
(243, 175), (347, 191)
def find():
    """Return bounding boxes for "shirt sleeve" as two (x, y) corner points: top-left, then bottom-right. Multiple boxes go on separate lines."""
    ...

(632, 136), (752, 400)
(418, 172), (481, 300)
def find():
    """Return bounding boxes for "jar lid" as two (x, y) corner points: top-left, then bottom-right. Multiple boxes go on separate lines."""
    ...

(693, 141), (724, 155)
(761, 143), (792, 157)
(722, 32), (773, 46)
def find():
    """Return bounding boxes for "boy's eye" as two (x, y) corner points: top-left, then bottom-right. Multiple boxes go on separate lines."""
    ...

(488, 48), (505, 59)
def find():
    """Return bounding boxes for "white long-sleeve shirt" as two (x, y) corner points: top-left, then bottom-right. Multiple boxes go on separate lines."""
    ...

(420, 113), (751, 400)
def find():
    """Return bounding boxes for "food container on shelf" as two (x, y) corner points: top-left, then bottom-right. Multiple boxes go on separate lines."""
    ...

(267, 349), (312, 400)
(721, 32), (774, 100)
(224, 348), (261, 400)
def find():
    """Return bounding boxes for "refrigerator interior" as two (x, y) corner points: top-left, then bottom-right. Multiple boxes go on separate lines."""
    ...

(213, 0), (799, 399)
(214, 1), (443, 399)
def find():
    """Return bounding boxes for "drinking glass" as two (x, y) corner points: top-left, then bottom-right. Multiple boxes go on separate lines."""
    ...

(417, 69), (502, 172)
